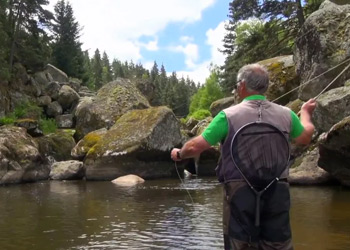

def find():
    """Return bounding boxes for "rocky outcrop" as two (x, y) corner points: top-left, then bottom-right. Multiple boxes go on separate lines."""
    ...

(313, 85), (350, 133)
(49, 160), (84, 180)
(289, 148), (331, 185)
(318, 117), (350, 186)
(259, 55), (299, 104)
(210, 96), (235, 117)
(57, 85), (79, 110)
(0, 126), (49, 185)
(75, 78), (150, 139)
(295, 0), (350, 100)
(35, 130), (76, 162)
(84, 106), (182, 180)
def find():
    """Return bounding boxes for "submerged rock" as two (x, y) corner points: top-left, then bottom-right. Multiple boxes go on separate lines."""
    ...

(111, 174), (145, 186)
(84, 106), (182, 180)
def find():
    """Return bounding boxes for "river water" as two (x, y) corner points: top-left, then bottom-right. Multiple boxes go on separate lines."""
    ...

(0, 177), (349, 250)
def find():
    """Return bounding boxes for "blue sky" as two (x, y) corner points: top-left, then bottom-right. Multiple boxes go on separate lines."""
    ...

(48, 0), (231, 84)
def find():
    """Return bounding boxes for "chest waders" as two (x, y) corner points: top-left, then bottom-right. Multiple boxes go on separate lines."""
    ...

(228, 102), (291, 228)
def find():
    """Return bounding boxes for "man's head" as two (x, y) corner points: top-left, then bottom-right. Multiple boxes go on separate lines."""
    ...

(235, 64), (269, 99)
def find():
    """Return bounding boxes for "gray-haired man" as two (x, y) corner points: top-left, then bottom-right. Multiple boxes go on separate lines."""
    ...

(171, 64), (316, 250)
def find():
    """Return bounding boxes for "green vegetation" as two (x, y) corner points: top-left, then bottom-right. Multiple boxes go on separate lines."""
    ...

(191, 109), (212, 120)
(221, 0), (324, 94)
(0, 101), (57, 134)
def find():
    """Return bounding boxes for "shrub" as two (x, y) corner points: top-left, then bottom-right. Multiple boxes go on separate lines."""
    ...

(39, 118), (57, 135)
(191, 109), (211, 120)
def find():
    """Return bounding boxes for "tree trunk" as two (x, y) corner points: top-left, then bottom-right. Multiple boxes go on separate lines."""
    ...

(295, 0), (305, 29)
(8, 0), (23, 71)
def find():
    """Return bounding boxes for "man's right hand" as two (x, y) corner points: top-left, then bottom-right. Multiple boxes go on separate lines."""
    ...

(301, 98), (316, 114)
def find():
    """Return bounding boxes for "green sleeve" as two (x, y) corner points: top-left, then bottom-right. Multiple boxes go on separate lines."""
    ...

(201, 111), (228, 146)
(290, 110), (304, 139)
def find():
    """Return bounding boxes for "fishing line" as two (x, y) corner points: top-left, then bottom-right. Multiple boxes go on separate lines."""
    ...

(174, 161), (195, 205)
(272, 57), (350, 103)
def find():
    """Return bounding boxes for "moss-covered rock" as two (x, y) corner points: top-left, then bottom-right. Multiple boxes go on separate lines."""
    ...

(75, 78), (150, 140)
(258, 55), (299, 105)
(35, 129), (76, 162)
(210, 96), (235, 117)
(84, 106), (182, 180)
(318, 116), (350, 186)
(294, 1), (350, 100)
(286, 99), (304, 114)
(0, 125), (49, 185)
(71, 128), (107, 160)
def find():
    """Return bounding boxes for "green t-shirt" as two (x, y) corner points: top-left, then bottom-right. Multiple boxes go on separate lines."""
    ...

(202, 95), (304, 146)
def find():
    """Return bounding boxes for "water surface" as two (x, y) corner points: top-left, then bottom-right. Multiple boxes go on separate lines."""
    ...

(0, 178), (349, 250)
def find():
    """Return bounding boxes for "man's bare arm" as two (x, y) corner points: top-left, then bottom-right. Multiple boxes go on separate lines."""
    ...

(171, 135), (211, 161)
(294, 99), (316, 145)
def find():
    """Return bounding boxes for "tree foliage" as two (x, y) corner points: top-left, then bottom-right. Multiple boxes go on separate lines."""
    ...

(220, 0), (324, 94)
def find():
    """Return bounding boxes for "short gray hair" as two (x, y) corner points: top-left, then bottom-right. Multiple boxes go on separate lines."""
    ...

(237, 64), (269, 94)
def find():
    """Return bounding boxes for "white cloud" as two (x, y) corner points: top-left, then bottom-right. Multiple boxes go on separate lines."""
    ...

(206, 21), (227, 66)
(48, 0), (215, 62)
(172, 43), (199, 69)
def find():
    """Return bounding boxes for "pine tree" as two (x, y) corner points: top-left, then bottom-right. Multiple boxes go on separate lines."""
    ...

(101, 51), (112, 84)
(0, 0), (10, 80)
(6, 0), (53, 72)
(111, 59), (125, 79)
(51, 0), (85, 78)
(91, 49), (103, 90)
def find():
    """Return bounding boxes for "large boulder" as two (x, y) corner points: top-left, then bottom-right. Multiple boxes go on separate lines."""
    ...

(259, 55), (299, 104)
(0, 126), (49, 185)
(313, 85), (350, 133)
(210, 96), (235, 117)
(75, 78), (150, 140)
(45, 64), (68, 83)
(57, 85), (80, 110)
(318, 117), (350, 186)
(134, 78), (155, 103)
(294, 0), (350, 100)
(84, 106), (182, 180)
(288, 148), (331, 185)
(35, 130), (76, 162)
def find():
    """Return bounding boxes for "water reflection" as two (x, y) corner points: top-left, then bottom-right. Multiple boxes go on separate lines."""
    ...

(0, 179), (349, 250)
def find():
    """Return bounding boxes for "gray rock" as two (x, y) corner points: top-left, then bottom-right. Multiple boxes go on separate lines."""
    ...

(313, 85), (350, 133)
(210, 96), (235, 117)
(0, 126), (49, 185)
(57, 85), (80, 110)
(44, 81), (61, 100)
(37, 95), (51, 107)
(259, 55), (299, 104)
(14, 119), (43, 137)
(289, 148), (331, 185)
(50, 160), (84, 180)
(318, 116), (350, 186)
(68, 78), (81, 92)
(84, 106), (182, 180)
(75, 78), (150, 140)
(45, 64), (69, 83)
(35, 130), (76, 162)
(294, 1), (350, 100)
(55, 114), (74, 128)
(46, 101), (63, 117)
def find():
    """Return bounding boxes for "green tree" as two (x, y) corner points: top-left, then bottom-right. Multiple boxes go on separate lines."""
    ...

(51, 0), (85, 78)
(111, 59), (125, 79)
(6, 0), (53, 72)
(101, 51), (112, 83)
(91, 49), (103, 89)
(0, 0), (10, 80)
(189, 70), (224, 115)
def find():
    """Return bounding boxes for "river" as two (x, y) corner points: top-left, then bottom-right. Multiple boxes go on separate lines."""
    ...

(0, 177), (349, 250)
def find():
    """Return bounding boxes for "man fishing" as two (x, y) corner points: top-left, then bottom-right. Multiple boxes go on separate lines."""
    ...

(171, 63), (316, 250)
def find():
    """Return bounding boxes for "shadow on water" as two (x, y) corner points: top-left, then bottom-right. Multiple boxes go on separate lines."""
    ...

(0, 179), (349, 249)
